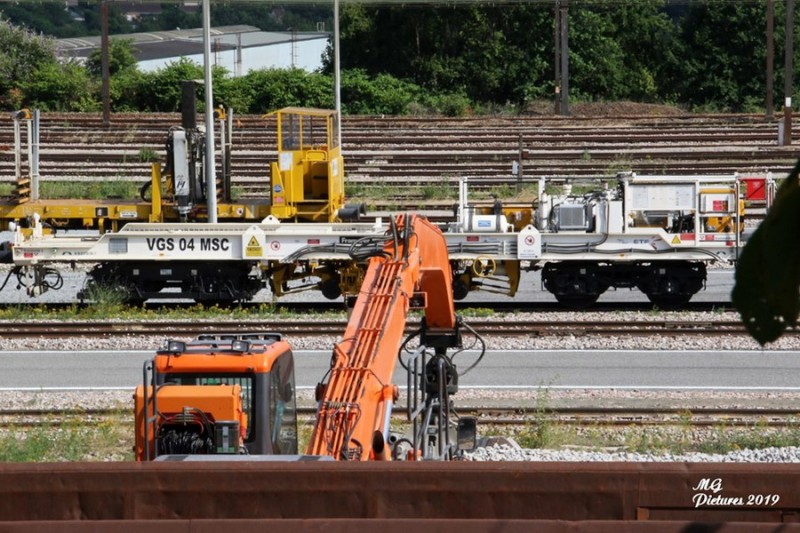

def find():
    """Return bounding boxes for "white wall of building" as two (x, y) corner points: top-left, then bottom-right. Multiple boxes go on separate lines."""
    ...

(137, 39), (327, 75)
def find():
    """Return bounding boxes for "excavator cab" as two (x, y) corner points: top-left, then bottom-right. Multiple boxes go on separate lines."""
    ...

(134, 333), (298, 461)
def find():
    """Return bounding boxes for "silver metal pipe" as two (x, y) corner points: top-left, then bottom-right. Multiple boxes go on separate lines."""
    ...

(202, 0), (218, 223)
(31, 109), (40, 201)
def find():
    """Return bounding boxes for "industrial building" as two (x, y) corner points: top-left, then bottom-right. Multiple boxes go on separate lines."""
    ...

(56, 25), (329, 75)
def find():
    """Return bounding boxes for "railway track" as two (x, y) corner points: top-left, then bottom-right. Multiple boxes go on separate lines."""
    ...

(0, 299), (738, 313)
(3, 405), (798, 430)
(1, 112), (798, 212)
(0, 318), (780, 339)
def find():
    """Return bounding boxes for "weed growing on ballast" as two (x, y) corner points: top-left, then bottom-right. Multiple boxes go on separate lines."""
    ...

(0, 412), (133, 462)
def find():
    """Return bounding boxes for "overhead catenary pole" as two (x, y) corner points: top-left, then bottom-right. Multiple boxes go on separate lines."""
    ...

(559, 0), (570, 116)
(334, 0), (342, 145)
(784, 0), (794, 145)
(767, 0), (774, 119)
(236, 32), (243, 77)
(554, 0), (561, 114)
(202, 0), (218, 222)
(101, 1), (110, 126)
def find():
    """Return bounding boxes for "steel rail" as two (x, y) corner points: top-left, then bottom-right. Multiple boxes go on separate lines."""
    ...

(2, 405), (798, 430)
(0, 318), (785, 339)
(0, 300), (740, 314)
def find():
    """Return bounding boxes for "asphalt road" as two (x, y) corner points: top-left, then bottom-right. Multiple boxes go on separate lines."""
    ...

(1, 348), (797, 391)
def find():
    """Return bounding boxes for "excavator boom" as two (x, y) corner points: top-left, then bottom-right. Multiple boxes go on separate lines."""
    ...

(307, 214), (460, 460)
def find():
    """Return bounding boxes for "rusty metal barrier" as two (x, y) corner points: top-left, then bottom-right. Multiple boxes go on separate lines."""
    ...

(1, 520), (800, 532)
(0, 461), (798, 524)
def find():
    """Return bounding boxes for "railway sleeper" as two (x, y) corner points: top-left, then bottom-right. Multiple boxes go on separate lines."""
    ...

(541, 260), (706, 309)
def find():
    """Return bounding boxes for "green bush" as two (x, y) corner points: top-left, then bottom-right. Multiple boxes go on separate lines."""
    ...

(341, 70), (419, 115)
(20, 60), (98, 111)
(135, 58), (203, 112)
(240, 68), (333, 113)
(420, 91), (472, 117)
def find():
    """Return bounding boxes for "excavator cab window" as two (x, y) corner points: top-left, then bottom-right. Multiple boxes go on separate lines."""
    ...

(269, 351), (298, 454)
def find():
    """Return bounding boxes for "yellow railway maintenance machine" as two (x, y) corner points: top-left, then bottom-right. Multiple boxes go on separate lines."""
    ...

(1, 101), (359, 234)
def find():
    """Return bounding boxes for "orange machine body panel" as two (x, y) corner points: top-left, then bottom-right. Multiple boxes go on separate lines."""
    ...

(134, 384), (245, 460)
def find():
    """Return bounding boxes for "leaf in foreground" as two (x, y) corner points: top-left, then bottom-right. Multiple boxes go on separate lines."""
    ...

(732, 160), (800, 345)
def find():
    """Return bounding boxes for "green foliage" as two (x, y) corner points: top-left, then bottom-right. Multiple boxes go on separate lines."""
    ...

(458, 307), (495, 318)
(20, 60), (98, 111)
(133, 58), (203, 112)
(0, 15), (58, 108)
(39, 180), (138, 200)
(0, 301), (344, 322)
(0, 1), (126, 39)
(80, 281), (130, 314)
(85, 38), (138, 78)
(420, 182), (454, 201)
(214, 74), (256, 114)
(416, 92), (473, 117)
(0, 416), (132, 462)
(697, 421), (800, 454)
(138, 147), (159, 163)
(135, 4), (200, 34)
(212, 4), (331, 32)
(107, 67), (146, 112)
(514, 386), (568, 449)
(488, 184), (516, 200)
(675, 1), (769, 111)
(342, 69), (418, 115)
(337, 5), (552, 107)
(239, 68), (333, 113)
(0, 3), (793, 115)
(599, 1), (676, 101)
(732, 159), (800, 345)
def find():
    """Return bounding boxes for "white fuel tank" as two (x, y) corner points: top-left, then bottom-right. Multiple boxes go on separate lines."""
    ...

(468, 214), (511, 233)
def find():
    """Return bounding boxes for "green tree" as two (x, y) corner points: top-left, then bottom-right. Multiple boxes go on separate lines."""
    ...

(134, 57), (203, 112)
(85, 38), (138, 78)
(436, 5), (552, 105)
(0, 1), (87, 38)
(108, 67), (146, 112)
(0, 1), (135, 38)
(673, 1), (768, 111)
(79, 1), (135, 35)
(211, 4), (331, 32)
(0, 15), (58, 109)
(135, 4), (200, 33)
(569, 7), (628, 101)
(569, 1), (678, 102)
(334, 4), (553, 107)
(20, 60), (97, 111)
(613, 1), (680, 102)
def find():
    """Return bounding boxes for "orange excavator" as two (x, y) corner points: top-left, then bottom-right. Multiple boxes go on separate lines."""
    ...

(134, 214), (483, 461)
